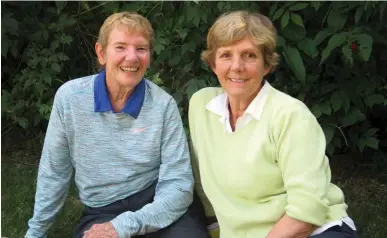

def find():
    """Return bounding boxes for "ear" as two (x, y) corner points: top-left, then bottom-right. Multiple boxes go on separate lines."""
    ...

(263, 65), (272, 76)
(95, 43), (106, 65)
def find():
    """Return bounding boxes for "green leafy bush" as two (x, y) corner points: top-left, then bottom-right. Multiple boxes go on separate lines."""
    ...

(2, 1), (386, 157)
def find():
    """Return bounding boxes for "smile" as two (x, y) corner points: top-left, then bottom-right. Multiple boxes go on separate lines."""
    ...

(229, 78), (247, 83)
(120, 66), (139, 72)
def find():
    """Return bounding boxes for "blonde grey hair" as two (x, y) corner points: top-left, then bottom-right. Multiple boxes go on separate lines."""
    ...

(97, 11), (154, 52)
(201, 11), (279, 72)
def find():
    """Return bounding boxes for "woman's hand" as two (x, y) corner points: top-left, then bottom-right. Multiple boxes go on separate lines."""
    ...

(266, 214), (316, 238)
(83, 222), (119, 238)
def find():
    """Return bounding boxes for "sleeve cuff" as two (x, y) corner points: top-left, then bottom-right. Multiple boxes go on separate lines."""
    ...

(286, 192), (329, 226)
(110, 212), (135, 238)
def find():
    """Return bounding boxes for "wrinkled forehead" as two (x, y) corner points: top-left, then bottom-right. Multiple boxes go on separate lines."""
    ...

(107, 23), (150, 43)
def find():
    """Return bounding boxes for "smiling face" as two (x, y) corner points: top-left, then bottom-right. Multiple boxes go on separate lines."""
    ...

(95, 24), (151, 89)
(212, 36), (271, 102)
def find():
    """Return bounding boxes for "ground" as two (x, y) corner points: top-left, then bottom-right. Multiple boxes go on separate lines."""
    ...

(2, 136), (387, 238)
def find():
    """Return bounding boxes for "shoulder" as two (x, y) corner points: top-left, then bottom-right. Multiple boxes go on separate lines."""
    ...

(267, 86), (322, 137)
(190, 87), (224, 109)
(55, 74), (95, 102)
(268, 86), (314, 119)
(145, 79), (174, 104)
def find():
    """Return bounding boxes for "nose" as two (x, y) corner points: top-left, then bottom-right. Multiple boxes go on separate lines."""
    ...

(125, 47), (139, 62)
(230, 55), (243, 72)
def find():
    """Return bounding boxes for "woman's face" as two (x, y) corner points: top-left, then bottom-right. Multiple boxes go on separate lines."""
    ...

(212, 36), (270, 102)
(95, 25), (151, 89)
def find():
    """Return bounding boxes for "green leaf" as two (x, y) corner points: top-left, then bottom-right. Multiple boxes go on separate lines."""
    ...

(326, 143), (334, 155)
(364, 128), (379, 138)
(151, 73), (163, 85)
(282, 46), (305, 82)
(17, 117), (29, 129)
(154, 42), (165, 55)
(51, 63), (61, 73)
(381, 2), (387, 21)
(272, 7), (285, 21)
(281, 22), (307, 42)
(364, 94), (385, 107)
(327, 9), (348, 32)
(357, 138), (366, 152)
(365, 137), (379, 149)
(354, 34), (373, 61)
(183, 61), (194, 73)
(340, 91), (351, 112)
(3, 16), (19, 35)
(182, 41), (196, 53)
(297, 38), (318, 58)
(2, 36), (10, 57)
(186, 84), (198, 100)
(290, 13), (304, 27)
(277, 36), (286, 47)
(355, 7), (363, 24)
(330, 91), (342, 112)
(341, 44), (353, 66)
(311, 2), (321, 11)
(311, 104), (322, 118)
(55, 1), (67, 14)
(315, 29), (333, 46)
(43, 74), (52, 85)
(321, 101), (332, 115)
(322, 125), (335, 144)
(289, 3), (309, 11)
(320, 32), (348, 64)
(281, 11), (290, 29)
(269, 3), (279, 18)
(177, 29), (188, 40)
(62, 35), (73, 45)
(341, 107), (366, 127)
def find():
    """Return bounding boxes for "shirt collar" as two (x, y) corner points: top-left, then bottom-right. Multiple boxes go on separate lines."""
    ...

(206, 81), (271, 120)
(93, 70), (146, 118)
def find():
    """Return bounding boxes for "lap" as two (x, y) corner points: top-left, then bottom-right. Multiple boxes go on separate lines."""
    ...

(145, 194), (209, 238)
(311, 223), (357, 238)
(74, 182), (209, 238)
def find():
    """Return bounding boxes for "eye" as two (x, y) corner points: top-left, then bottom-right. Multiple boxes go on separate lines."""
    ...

(243, 52), (256, 60)
(220, 52), (231, 58)
(115, 46), (125, 51)
(137, 47), (148, 52)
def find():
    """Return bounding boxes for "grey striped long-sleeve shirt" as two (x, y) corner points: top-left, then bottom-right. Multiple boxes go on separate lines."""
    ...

(25, 73), (194, 238)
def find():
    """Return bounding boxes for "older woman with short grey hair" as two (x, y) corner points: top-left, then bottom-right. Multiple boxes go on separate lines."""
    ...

(189, 10), (357, 238)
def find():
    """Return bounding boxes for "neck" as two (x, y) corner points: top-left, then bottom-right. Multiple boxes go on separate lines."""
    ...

(106, 79), (134, 112)
(228, 83), (263, 131)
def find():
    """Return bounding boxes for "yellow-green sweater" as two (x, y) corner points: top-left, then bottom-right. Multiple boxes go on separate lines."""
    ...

(189, 86), (349, 238)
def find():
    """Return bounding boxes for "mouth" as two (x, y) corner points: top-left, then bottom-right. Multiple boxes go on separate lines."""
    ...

(120, 66), (139, 72)
(228, 78), (248, 83)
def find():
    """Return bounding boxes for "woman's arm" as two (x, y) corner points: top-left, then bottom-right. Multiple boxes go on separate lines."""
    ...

(269, 103), (332, 237)
(266, 214), (316, 238)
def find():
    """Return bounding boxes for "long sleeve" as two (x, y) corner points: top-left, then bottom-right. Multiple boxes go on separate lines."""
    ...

(188, 96), (215, 217)
(25, 88), (73, 238)
(275, 104), (330, 226)
(110, 97), (194, 238)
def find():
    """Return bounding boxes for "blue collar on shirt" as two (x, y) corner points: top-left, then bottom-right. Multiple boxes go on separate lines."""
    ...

(93, 70), (146, 118)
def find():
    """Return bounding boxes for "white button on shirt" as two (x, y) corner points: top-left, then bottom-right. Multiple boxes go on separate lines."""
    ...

(205, 81), (356, 235)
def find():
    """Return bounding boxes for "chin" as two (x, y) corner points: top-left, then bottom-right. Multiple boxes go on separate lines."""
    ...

(118, 78), (142, 87)
(225, 88), (247, 97)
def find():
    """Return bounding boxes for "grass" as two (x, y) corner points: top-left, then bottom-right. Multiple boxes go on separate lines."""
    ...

(2, 138), (387, 238)
(1, 138), (83, 238)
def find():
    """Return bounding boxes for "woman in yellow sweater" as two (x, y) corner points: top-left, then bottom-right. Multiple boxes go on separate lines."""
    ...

(189, 11), (358, 238)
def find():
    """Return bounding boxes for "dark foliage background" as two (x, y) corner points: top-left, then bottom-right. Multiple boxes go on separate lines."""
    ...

(2, 1), (387, 164)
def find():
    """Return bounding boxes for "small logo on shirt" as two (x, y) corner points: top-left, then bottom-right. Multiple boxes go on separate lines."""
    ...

(132, 127), (149, 134)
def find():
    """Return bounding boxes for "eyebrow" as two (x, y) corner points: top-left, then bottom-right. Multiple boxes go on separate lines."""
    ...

(113, 42), (149, 47)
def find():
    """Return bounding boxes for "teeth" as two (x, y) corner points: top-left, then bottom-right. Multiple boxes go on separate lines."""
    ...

(229, 78), (246, 83)
(120, 67), (139, 72)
